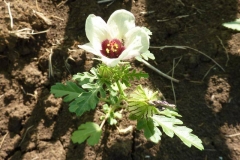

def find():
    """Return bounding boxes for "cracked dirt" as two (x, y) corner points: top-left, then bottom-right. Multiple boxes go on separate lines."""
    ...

(1, 0), (240, 159)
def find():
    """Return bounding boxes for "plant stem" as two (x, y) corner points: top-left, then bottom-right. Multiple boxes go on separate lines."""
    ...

(140, 59), (179, 83)
(116, 81), (125, 96)
(100, 115), (108, 129)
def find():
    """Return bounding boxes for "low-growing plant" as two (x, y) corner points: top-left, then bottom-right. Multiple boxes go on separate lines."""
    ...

(51, 9), (204, 150)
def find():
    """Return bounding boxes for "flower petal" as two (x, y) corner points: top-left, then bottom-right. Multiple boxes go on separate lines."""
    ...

(107, 10), (135, 40)
(120, 27), (150, 60)
(85, 14), (112, 50)
(79, 43), (121, 67)
(101, 57), (120, 67)
(78, 43), (101, 56)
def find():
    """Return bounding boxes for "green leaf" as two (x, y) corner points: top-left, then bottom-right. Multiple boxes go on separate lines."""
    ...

(126, 70), (149, 80)
(69, 91), (99, 116)
(108, 116), (117, 125)
(73, 68), (98, 85)
(82, 83), (106, 98)
(121, 69), (148, 87)
(102, 104), (122, 125)
(128, 85), (160, 120)
(152, 115), (204, 150)
(128, 101), (157, 120)
(114, 112), (122, 119)
(128, 85), (159, 102)
(223, 19), (240, 31)
(153, 115), (182, 137)
(69, 81), (106, 116)
(159, 109), (182, 118)
(71, 122), (102, 145)
(50, 81), (84, 102)
(137, 118), (162, 143)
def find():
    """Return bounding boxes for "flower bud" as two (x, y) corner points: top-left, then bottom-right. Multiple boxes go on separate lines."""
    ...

(98, 65), (112, 78)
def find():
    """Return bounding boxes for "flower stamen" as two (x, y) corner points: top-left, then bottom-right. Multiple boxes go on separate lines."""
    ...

(101, 39), (125, 58)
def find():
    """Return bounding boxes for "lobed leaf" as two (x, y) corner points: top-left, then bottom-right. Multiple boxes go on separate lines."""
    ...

(152, 115), (204, 150)
(128, 85), (159, 102)
(102, 104), (122, 125)
(126, 70), (149, 81)
(50, 81), (84, 102)
(69, 91), (99, 116)
(73, 68), (98, 85)
(128, 85), (160, 120)
(158, 109), (182, 118)
(128, 101), (158, 120)
(137, 118), (161, 143)
(71, 122), (102, 145)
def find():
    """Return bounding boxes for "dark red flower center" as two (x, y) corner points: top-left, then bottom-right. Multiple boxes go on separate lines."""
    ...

(101, 39), (125, 58)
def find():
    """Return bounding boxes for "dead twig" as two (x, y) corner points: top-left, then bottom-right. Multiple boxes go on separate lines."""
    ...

(150, 45), (225, 72)
(177, 0), (185, 6)
(33, 10), (52, 25)
(4, 0), (13, 29)
(216, 36), (229, 67)
(64, 55), (75, 74)
(140, 11), (155, 16)
(48, 49), (54, 78)
(117, 125), (133, 135)
(171, 57), (181, 105)
(9, 28), (49, 39)
(97, 0), (116, 7)
(57, 0), (68, 8)
(140, 59), (179, 83)
(35, 0), (40, 11)
(19, 125), (34, 146)
(201, 64), (216, 82)
(157, 14), (191, 22)
(0, 132), (9, 149)
(225, 132), (240, 138)
(50, 15), (64, 21)
(97, 0), (114, 4)
(20, 86), (38, 99)
(167, 56), (182, 75)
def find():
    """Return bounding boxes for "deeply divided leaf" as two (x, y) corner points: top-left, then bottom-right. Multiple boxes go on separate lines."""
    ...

(128, 85), (160, 120)
(152, 115), (204, 150)
(50, 81), (84, 102)
(73, 68), (98, 85)
(71, 122), (102, 145)
(69, 91), (100, 116)
(137, 119), (161, 143)
(128, 101), (158, 120)
(137, 118), (162, 143)
(68, 81), (106, 116)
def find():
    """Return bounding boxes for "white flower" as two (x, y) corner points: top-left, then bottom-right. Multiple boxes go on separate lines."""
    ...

(78, 9), (151, 67)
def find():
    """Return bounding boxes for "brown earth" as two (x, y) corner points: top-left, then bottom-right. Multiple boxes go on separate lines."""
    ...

(1, 0), (240, 160)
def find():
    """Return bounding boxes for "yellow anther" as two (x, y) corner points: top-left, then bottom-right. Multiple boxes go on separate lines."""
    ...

(106, 48), (110, 54)
(114, 43), (118, 48)
(107, 43), (110, 47)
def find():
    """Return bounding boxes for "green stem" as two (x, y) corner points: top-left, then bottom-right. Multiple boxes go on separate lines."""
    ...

(99, 106), (114, 129)
(99, 117), (106, 129)
(116, 80), (125, 97)
(100, 113), (108, 129)
(99, 97), (111, 103)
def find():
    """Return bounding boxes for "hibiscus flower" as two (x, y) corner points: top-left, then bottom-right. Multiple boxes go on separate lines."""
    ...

(78, 9), (151, 67)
